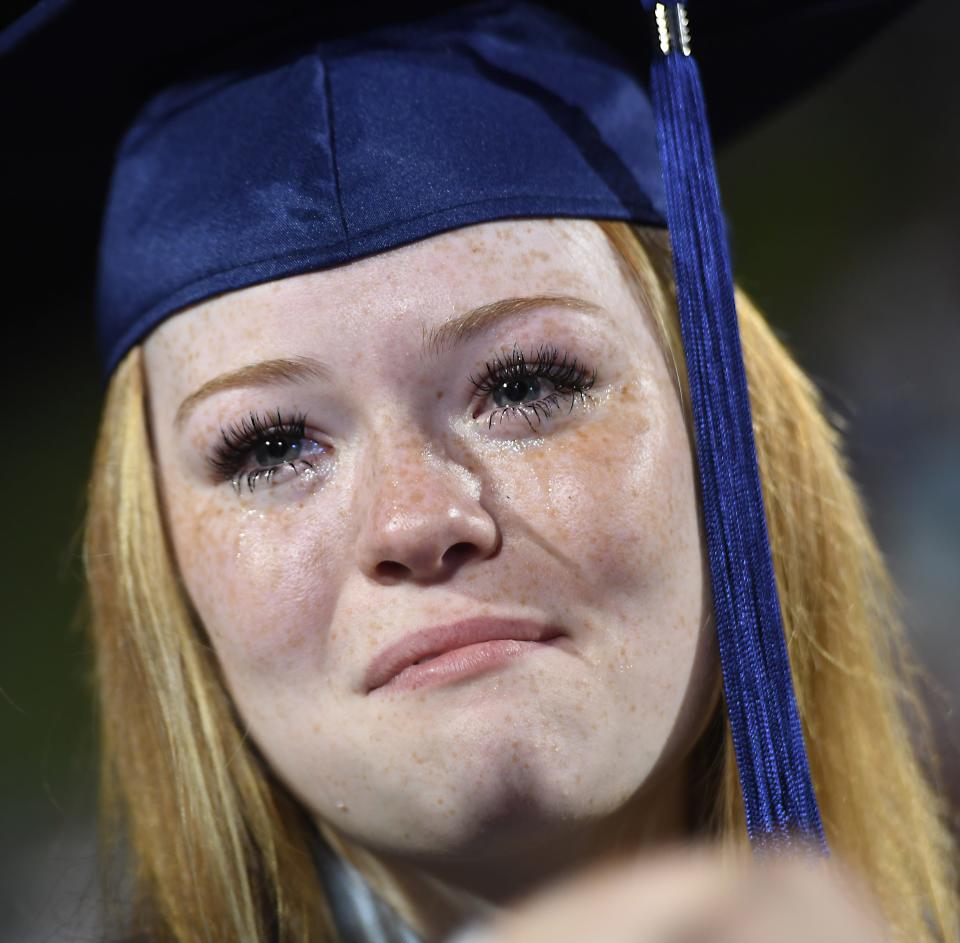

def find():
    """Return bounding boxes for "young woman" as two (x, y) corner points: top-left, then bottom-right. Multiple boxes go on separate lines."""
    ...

(85, 219), (957, 942)
(4, 0), (953, 940)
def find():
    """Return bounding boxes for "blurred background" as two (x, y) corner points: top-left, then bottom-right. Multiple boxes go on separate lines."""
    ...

(1, 0), (957, 939)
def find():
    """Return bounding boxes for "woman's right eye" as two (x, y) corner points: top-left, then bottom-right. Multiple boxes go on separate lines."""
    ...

(209, 410), (332, 493)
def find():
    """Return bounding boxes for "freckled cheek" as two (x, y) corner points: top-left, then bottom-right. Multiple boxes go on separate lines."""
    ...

(492, 399), (699, 586)
(606, 403), (697, 577)
(166, 485), (345, 673)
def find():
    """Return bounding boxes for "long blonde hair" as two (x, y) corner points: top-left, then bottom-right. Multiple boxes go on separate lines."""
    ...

(84, 221), (958, 942)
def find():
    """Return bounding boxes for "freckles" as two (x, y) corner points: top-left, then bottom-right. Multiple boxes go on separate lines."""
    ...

(168, 492), (235, 610)
(530, 379), (698, 603)
(179, 531), (245, 649)
(155, 305), (247, 385)
(171, 488), (340, 671)
(518, 247), (552, 268)
(536, 266), (593, 296)
(428, 242), (507, 286)
(233, 509), (336, 650)
(493, 225), (524, 245)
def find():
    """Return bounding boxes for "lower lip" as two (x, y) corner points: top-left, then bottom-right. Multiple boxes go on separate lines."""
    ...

(374, 638), (560, 694)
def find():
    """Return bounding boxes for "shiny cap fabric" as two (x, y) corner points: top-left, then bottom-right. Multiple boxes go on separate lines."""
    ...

(95, 2), (664, 373)
(0, 0), (904, 375)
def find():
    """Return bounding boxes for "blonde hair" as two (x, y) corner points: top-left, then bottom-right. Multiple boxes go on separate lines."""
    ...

(84, 221), (958, 942)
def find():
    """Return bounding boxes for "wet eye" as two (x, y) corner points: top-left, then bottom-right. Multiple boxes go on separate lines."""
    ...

(470, 343), (597, 432)
(209, 411), (332, 493)
(492, 375), (545, 408)
(255, 433), (306, 467)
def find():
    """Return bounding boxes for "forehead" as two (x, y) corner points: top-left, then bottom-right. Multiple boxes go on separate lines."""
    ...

(144, 219), (634, 392)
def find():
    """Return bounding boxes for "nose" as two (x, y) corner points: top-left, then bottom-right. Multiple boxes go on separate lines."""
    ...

(356, 440), (500, 583)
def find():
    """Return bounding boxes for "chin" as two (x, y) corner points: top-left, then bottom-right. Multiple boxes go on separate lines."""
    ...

(358, 742), (648, 864)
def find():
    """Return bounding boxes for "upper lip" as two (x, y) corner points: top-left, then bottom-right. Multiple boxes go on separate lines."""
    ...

(364, 616), (564, 693)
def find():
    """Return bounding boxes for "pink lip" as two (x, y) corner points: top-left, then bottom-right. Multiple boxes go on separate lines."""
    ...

(364, 617), (566, 694)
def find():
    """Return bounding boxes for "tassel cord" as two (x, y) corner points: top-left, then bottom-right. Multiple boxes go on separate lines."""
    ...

(642, 7), (827, 852)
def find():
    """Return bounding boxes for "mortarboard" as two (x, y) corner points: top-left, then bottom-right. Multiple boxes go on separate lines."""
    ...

(0, 0), (910, 852)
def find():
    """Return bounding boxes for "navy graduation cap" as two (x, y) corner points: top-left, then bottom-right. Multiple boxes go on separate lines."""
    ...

(0, 0), (907, 850)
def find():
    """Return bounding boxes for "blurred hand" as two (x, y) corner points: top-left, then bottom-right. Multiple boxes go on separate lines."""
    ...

(476, 847), (888, 943)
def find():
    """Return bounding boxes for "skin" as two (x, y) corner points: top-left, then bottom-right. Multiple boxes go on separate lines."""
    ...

(144, 218), (720, 937)
(485, 848), (889, 943)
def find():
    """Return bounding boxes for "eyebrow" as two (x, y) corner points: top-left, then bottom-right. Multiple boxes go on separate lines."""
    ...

(420, 293), (603, 358)
(175, 293), (601, 427)
(175, 355), (331, 427)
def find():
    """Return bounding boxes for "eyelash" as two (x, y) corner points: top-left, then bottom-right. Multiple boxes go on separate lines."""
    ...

(210, 410), (322, 493)
(209, 344), (597, 492)
(469, 343), (597, 431)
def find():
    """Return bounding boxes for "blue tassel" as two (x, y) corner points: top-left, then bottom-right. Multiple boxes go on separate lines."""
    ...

(640, 1), (826, 851)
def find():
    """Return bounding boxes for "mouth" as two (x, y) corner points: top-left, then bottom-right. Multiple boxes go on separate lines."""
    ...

(364, 616), (566, 694)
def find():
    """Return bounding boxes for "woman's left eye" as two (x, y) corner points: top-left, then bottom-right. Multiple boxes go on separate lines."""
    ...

(469, 343), (597, 431)
(252, 432), (308, 467)
(209, 411), (330, 493)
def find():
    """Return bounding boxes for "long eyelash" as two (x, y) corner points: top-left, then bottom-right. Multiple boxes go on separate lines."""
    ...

(469, 343), (597, 430)
(207, 347), (589, 487)
(209, 409), (308, 488)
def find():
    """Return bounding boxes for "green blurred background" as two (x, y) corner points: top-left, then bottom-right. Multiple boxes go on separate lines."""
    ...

(2, 1), (958, 938)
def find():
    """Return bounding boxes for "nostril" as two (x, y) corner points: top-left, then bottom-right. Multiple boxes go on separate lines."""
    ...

(375, 560), (410, 581)
(441, 542), (476, 568)
(372, 543), (482, 582)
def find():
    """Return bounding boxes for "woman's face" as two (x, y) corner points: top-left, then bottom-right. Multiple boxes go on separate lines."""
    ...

(144, 219), (715, 896)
